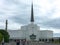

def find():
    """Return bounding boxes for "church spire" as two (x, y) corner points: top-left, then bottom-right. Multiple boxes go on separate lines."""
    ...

(31, 3), (34, 22)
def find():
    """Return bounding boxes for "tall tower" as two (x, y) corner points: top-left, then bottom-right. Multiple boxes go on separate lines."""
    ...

(31, 3), (34, 23)
(5, 20), (8, 31)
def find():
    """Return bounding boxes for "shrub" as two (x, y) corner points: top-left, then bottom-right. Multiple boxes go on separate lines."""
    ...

(0, 33), (3, 43)
(0, 29), (10, 42)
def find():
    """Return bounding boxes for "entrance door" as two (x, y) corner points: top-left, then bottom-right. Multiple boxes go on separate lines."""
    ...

(16, 42), (20, 45)
(16, 40), (20, 45)
(21, 39), (26, 45)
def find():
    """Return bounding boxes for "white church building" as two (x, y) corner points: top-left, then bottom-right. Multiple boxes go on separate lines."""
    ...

(7, 4), (53, 41)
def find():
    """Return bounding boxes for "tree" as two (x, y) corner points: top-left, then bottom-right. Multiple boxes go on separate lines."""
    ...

(0, 33), (3, 43)
(59, 38), (60, 43)
(0, 29), (10, 42)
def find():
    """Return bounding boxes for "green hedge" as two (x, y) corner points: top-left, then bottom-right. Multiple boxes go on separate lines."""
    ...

(0, 33), (3, 43)
(0, 29), (10, 42)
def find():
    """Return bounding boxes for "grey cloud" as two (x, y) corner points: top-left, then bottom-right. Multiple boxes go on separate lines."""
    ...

(9, 14), (30, 24)
(0, 26), (4, 29)
(54, 33), (60, 37)
(0, 12), (5, 15)
(46, 7), (56, 16)
(0, 0), (60, 31)
(5, 0), (19, 5)
(42, 18), (60, 29)
(0, 1), (31, 25)
(48, 0), (54, 3)
(5, 0), (31, 6)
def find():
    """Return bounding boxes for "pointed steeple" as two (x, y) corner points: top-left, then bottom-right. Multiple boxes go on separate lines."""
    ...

(31, 3), (34, 22)
(5, 20), (8, 31)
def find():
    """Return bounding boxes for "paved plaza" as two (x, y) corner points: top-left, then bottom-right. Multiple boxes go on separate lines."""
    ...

(0, 41), (60, 45)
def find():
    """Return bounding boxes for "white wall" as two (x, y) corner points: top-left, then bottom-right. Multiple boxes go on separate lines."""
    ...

(8, 30), (25, 39)
(8, 23), (53, 41)
(21, 23), (40, 41)
(39, 30), (53, 39)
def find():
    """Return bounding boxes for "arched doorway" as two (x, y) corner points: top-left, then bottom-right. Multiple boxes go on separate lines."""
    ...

(16, 40), (20, 45)
(21, 39), (26, 45)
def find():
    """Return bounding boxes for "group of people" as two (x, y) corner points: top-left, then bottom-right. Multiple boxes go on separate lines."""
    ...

(16, 39), (29, 45)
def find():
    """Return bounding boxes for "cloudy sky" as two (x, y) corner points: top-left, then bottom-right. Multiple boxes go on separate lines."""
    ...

(0, 0), (60, 34)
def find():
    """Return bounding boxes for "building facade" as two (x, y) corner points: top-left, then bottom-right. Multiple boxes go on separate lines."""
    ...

(7, 4), (53, 41)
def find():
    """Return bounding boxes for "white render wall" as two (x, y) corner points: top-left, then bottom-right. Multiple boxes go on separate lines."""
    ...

(7, 30), (25, 39)
(7, 23), (53, 41)
(39, 30), (53, 39)
(21, 23), (40, 40)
